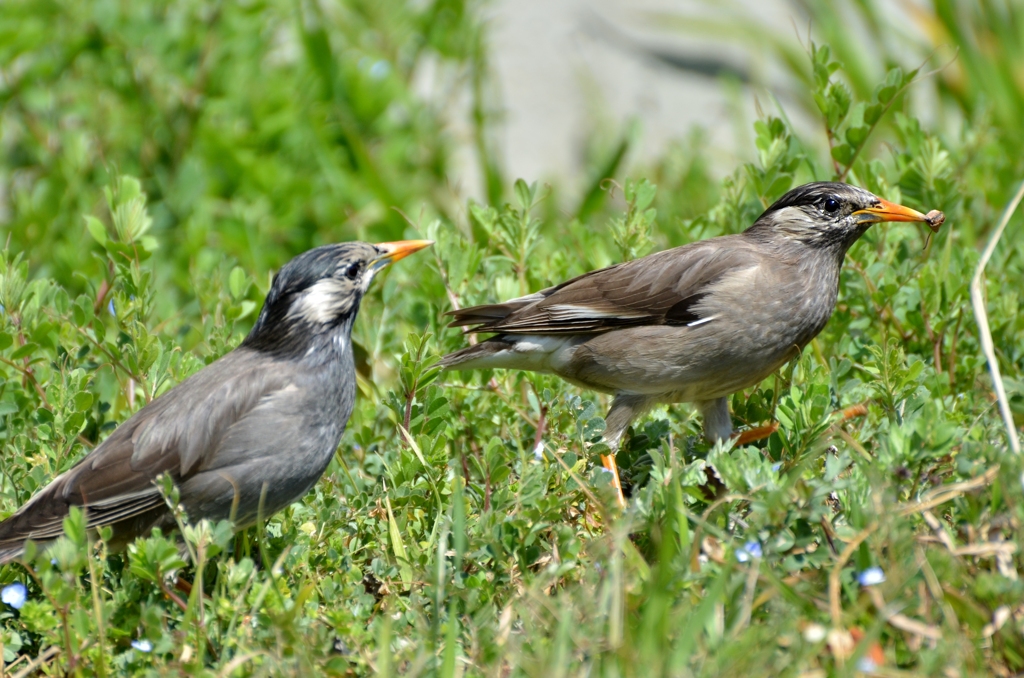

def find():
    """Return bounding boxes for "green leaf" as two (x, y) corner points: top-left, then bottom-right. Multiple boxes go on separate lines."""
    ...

(845, 125), (870, 147)
(831, 143), (855, 166)
(63, 505), (88, 549)
(229, 266), (248, 300)
(513, 178), (534, 211)
(863, 103), (884, 126)
(826, 82), (851, 127)
(74, 391), (94, 412)
(84, 216), (107, 246)
(117, 175), (143, 204)
(10, 343), (37, 360)
(386, 495), (413, 589)
(237, 300), (256, 320)
(630, 178), (657, 211)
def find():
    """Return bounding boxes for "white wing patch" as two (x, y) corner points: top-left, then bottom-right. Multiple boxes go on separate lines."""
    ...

(511, 336), (570, 353)
(686, 315), (717, 327)
(505, 290), (548, 304)
(547, 304), (645, 320)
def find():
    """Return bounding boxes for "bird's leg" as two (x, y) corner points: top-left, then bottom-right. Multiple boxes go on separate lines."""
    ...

(698, 397), (733, 443)
(158, 577), (190, 613)
(175, 576), (193, 597)
(173, 575), (214, 601)
(601, 394), (652, 507)
(698, 397), (779, 446)
(733, 422), (779, 446)
(599, 451), (625, 509)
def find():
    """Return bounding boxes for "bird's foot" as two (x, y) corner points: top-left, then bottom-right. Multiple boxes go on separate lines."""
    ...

(732, 422), (780, 446)
(599, 454), (626, 508)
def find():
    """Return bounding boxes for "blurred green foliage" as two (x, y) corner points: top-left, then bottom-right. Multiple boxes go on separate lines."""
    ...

(0, 0), (481, 329)
(1, 0), (1024, 676)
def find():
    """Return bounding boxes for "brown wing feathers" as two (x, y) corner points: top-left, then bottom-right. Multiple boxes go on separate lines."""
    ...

(447, 238), (761, 335)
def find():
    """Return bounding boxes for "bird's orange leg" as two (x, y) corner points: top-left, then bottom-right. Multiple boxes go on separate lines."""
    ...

(600, 454), (626, 508)
(158, 578), (189, 613)
(732, 422), (780, 446)
(731, 404), (867, 447)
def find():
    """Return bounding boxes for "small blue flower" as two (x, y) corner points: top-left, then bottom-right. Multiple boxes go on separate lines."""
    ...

(131, 639), (152, 653)
(107, 299), (116, 316)
(858, 566), (886, 587)
(736, 540), (762, 562)
(369, 60), (390, 80)
(2, 582), (27, 609)
(771, 462), (782, 472)
(532, 441), (544, 460)
(856, 656), (878, 673)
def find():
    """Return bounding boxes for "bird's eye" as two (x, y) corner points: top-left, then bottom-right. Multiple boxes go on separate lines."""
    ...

(823, 197), (841, 214)
(343, 263), (362, 280)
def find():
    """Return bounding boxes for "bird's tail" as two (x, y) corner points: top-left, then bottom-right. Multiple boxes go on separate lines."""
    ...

(0, 485), (70, 565)
(444, 293), (543, 329)
(0, 542), (25, 566)
(439, 337), (516, 371)
(0, 508), (35, 565)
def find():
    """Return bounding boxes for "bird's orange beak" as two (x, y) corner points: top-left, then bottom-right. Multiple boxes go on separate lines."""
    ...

(372, 239), (434, 269)
(852, 198), (928, 224)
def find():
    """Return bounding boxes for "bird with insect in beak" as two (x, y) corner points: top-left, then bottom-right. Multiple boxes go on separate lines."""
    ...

(441, 182), (944, 506)
(0, 239), (433, 563)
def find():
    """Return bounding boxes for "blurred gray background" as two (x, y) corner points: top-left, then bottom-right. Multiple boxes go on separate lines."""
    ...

(443, 0), (929, 200)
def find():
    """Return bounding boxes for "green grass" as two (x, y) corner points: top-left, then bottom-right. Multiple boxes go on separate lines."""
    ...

(1, 0), (1024, 675)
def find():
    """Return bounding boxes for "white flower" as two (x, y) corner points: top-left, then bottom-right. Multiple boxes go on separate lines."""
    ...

(802, 623), (827, 643)
(858, 566), (886, 587)
(131, 639), (153, 653)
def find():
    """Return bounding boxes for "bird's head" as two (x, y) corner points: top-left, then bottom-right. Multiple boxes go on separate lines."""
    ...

(243, 239), (433, 355)
(746, 182), (934, 253)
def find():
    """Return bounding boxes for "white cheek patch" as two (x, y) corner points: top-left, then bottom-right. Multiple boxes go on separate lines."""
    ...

(290, 279), (349, 324)
(772, 206), (818, 237)
(360, 269), (378, 293)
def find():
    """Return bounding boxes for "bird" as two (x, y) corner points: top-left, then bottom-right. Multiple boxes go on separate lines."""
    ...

(440, 182), (943, 505)
(0, 239), (432, 563)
